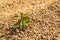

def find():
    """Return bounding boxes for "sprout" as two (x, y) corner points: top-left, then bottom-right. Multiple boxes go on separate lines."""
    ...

(13, 13), (30, 31)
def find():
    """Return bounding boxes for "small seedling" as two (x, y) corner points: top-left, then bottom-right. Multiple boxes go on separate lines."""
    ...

(13, 13), (30, 31)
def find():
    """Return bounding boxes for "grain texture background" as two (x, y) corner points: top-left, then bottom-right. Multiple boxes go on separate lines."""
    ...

(0, 0), (60, 40)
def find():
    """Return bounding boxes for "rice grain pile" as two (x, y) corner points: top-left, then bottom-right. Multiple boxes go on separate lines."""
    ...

(0, 0), (60, 40)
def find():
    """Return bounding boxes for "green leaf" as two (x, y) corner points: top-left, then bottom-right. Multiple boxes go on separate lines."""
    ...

(14, 15), (19, 19)
(23, 18), (30, 25)
(21, 13), (27, 18)
(20, 13), (30, 27)
(13, 23), (19, 29)
(20, 17), (30, 27)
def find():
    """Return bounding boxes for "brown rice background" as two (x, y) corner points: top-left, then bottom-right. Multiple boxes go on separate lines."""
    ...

(0, 0), (60, 40)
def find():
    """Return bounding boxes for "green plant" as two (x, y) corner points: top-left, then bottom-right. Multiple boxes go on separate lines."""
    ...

(13, 13), (30, 30)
